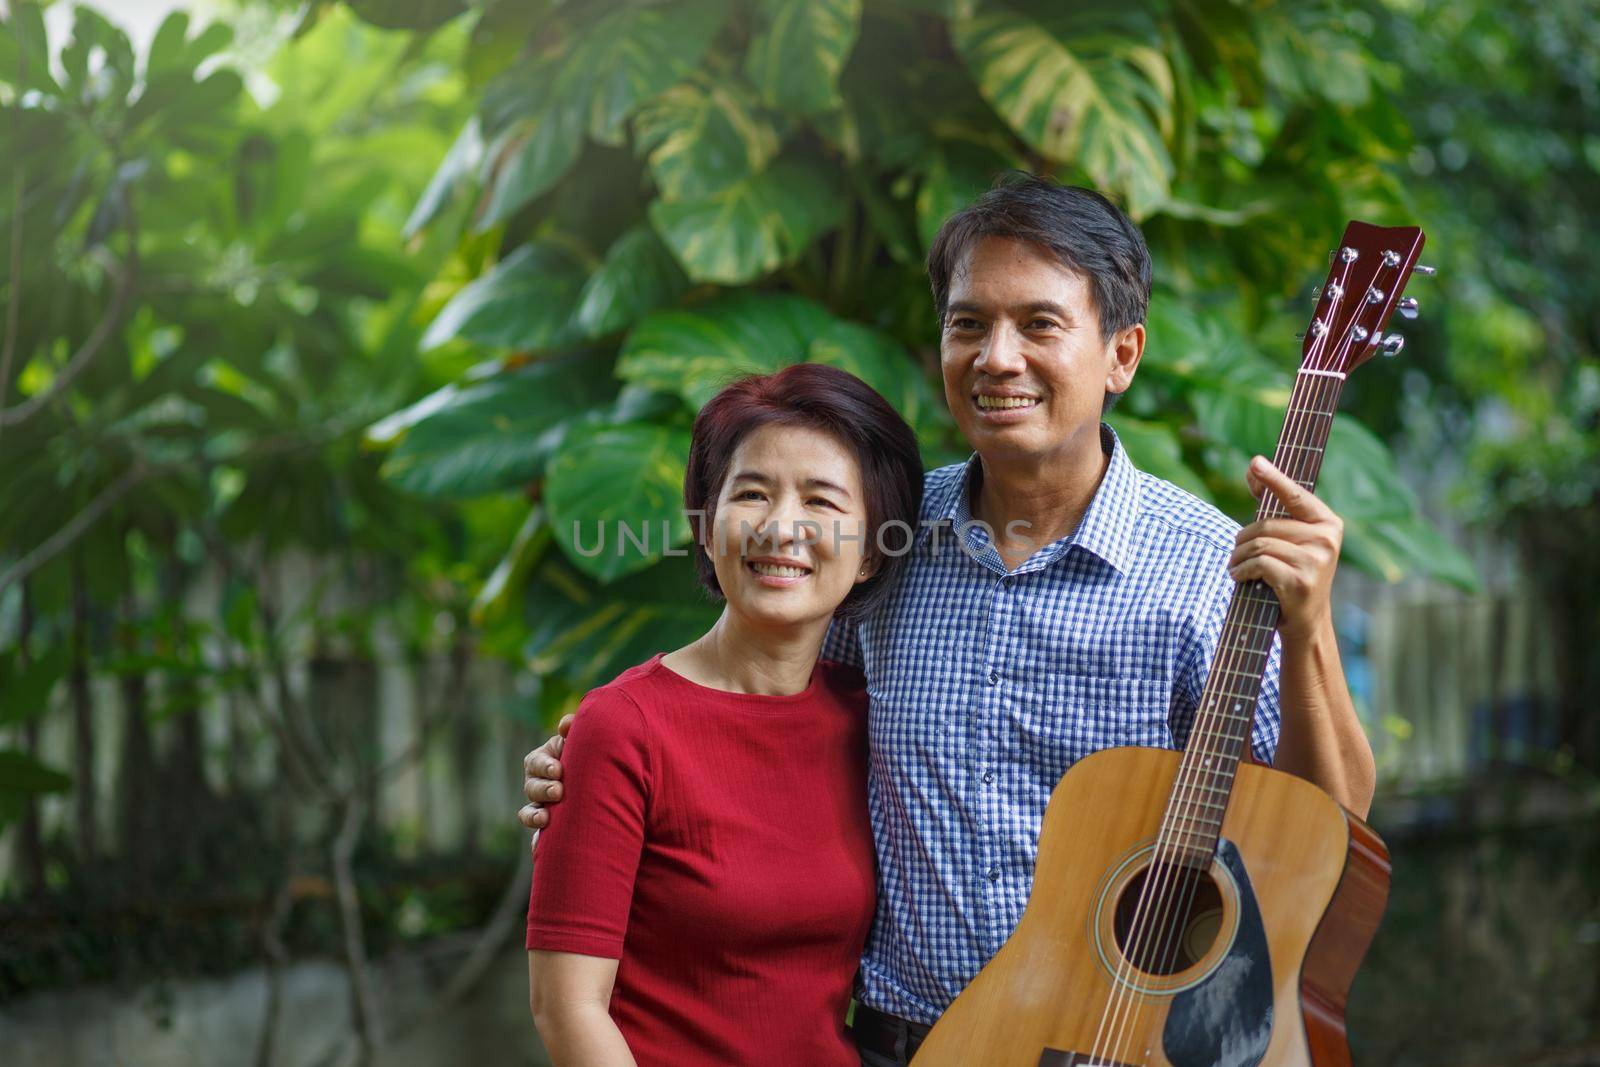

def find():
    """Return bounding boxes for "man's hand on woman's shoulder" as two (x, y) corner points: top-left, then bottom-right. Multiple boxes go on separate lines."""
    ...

(520, 712), (575, 833)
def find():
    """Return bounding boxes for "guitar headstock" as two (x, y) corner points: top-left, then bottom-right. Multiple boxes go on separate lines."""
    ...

(1301, 221), (1429, 375)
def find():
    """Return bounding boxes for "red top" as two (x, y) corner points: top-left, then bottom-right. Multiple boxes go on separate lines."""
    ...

(526, 652), (875, 1067)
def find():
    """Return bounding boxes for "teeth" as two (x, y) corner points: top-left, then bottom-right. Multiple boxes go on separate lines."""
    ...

(750, 562), (808, 578)
(976, 395), (1039, 410)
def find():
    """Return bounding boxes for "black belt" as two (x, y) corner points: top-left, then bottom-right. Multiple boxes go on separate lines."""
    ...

(851, 1004), (933, 1062)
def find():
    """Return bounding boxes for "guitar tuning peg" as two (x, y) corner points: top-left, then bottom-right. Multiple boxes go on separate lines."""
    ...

(1397, 297), (1419, 319)
(1378, 333), (1405, 357)
(1413, 264), (1437, 276)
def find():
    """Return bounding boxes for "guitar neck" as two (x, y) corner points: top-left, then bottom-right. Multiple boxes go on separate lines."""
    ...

(1159, 367), (1345, 864)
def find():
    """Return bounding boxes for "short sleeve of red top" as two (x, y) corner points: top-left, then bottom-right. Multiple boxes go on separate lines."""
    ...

(526, 653), (875, 1067)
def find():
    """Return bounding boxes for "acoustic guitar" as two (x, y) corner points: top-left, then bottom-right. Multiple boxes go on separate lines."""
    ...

(912, 221), (1429, 1067)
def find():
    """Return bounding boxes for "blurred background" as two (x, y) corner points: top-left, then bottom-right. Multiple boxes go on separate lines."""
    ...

(0, 0), (1595, 1064)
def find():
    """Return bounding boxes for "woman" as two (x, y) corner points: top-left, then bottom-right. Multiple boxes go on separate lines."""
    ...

(525, 363), (924, 1067)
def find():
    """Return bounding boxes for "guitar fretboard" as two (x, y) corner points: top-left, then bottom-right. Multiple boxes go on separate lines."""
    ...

(1156, 367), (1345, 866)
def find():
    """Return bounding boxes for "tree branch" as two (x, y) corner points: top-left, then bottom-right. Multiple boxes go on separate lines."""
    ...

(0, 415), (368, 599)
(0, 459), (150, 597)
(0, 196), (139, 430)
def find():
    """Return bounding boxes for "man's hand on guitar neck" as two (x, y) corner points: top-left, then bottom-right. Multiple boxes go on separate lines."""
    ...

(1230, 455), (1376, 819)
(1229, 455), (1342, 637)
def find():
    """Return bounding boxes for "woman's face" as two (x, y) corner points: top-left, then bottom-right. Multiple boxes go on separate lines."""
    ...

(705, 424), (876, 631)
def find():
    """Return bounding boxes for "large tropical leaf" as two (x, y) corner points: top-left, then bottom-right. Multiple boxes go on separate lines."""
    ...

(523, 553), (719, 701)
(404, 116), (484, 239)
(632, 78), (782, 202)
(916, 139), (1013, 254)
(648, 156), (845, 285)
(544, 422), (695, 582)
(744, 0), (862, 116)
(420, 240), (590, 352)
(617, 291), (834, 409)
(573, 0), (728, 146)
(380, 358), (615, 498)
(475, 73), (588, 230)
(953, 9), (1176, 218)
(471, 1), (726, 227)
(574, 224), (692, 339)
(1106, 413), (1213, 502)
(1317, 420), (1479, 591)
(807, 319), (947, 447)
(344, 0), (468, 31)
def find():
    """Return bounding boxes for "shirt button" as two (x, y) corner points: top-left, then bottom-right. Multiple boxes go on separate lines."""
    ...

(981, 770), (996, 784)
(984, 865), (1000, 882)
(987, 669), (999, 685)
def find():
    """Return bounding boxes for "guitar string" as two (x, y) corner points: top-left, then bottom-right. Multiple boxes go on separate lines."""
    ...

(1096, 369), (1337, 1064)
(1097, 250), (1399, 1063)
(1110, 282), (1371, 1060)
(1099, 369), (1340, 1064)
(1132, 371), (1339, 1003)
(1086, 253), (1359, 1065)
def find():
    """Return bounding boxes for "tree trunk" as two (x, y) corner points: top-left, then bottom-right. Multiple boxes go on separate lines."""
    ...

(70, 552), (98, 861)
(13, 580), (45, 892)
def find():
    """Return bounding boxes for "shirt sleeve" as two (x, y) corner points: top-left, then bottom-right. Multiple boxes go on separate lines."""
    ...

(820, 614), (864, 670)
(525, 685), (653, 959)
(1170, 570), (1282, 767)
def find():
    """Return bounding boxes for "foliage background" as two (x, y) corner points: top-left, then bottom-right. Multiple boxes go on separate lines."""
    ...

(0, 1), (1595, 1064)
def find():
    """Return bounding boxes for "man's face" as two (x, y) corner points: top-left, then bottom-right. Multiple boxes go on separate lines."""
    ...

(939, 235), (1141, 469)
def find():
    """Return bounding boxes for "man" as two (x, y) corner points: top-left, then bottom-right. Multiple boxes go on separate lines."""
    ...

(519, 175), (1376, 1065)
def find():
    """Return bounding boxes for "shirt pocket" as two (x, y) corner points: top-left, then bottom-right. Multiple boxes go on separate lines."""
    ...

(1011, 673), (1174, 788)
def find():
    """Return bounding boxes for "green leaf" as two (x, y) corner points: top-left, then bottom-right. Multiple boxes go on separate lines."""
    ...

(0, 750), (72, 795)
(648, 156), (845, 285)
(0, 643), (70, 729)
(576, 0), (728, 146)
(574, 225), (691, 339)
(953, 10), (1175, 218)
(420, 240), (590, 353)
(404, 116), (483, 239)
(475, 70), (587, 229)
(618, 291), (834, 409)
(473, 506), (554, 626)
(523, 552), (719, 693)
(745, 0), (862, 116)
(381, 358), (615, 498)
(0, 2), (62, 96)
(1318, 420), (1479, 591)
(633, 79), (782, 202)
(1106, 414), (1213, 502)
(344, 0), (468, 31)
(146, 10), (192, 76)
(545, 422), (695, 582)
(807, 319), (946, 447)
(916, 140), (1009, 254)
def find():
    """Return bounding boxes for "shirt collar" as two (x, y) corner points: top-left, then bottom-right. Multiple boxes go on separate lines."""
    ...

(920, 423), (1141, 576)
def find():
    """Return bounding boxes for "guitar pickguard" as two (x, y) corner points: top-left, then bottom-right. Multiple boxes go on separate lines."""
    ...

(1161, 838), (1273, 1067)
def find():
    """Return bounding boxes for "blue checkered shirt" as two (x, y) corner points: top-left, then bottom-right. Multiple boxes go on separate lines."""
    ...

(820, 424), (1282, 1025)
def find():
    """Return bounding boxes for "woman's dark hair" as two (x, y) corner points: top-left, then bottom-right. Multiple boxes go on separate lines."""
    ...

(926, 173), (1152, 411)
(684, 363), (924, 620)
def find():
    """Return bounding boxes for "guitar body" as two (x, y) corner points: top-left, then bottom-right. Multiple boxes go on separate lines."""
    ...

(913, 747), (1389, 1067)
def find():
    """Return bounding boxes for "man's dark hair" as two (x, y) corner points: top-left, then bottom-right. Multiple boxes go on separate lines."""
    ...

(926, 173), (1153, 413)
(684, 363), (924, 620)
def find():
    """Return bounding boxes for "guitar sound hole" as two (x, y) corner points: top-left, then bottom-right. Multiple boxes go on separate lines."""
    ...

(1111, 862), (1224, 976)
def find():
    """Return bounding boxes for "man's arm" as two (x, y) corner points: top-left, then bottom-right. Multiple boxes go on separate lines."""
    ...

(529, 951), (638, 1067)
(1230, 456), (1376, 818)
